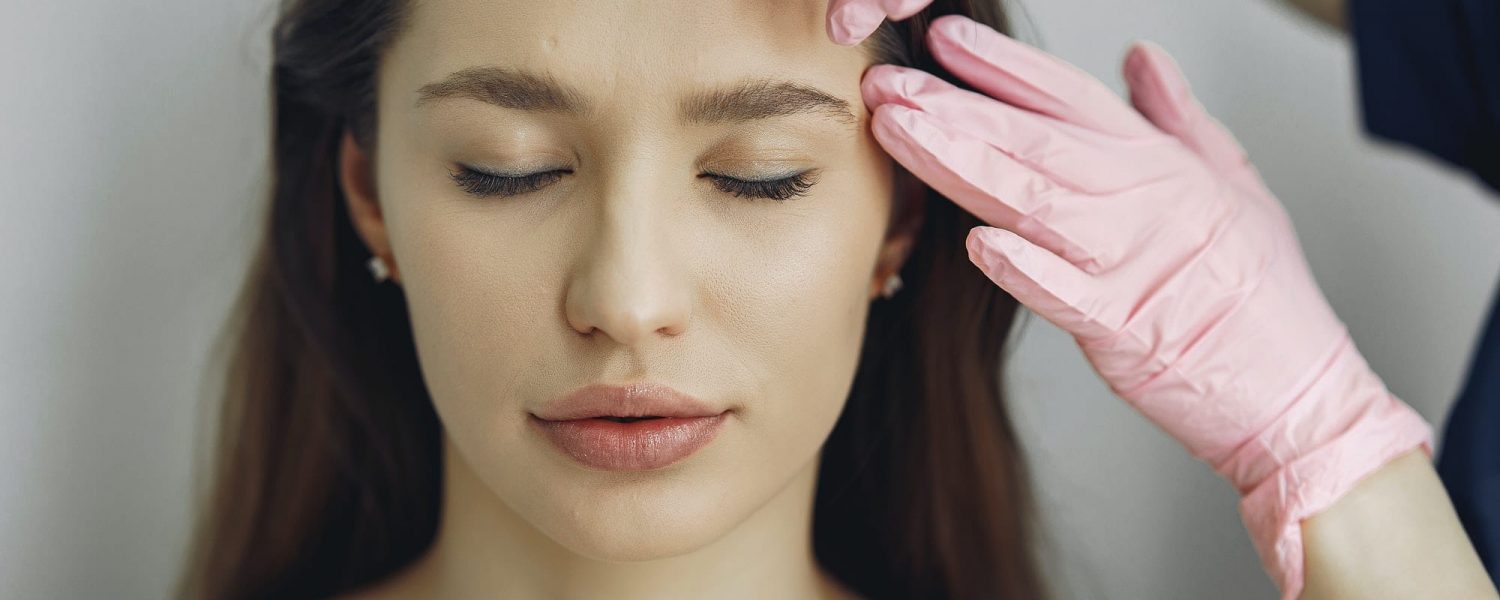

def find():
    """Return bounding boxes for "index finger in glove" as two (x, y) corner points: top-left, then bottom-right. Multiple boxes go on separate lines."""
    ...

(862, 63), (1187, 195)
(869, 101), (1107, 272)
(826, 0), (933, 45)
(968, 226), (1116, 340)
(926, 15), (1159, 139)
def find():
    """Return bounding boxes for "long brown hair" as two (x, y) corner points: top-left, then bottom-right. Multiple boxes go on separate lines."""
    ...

(177, 1), (1044, 599)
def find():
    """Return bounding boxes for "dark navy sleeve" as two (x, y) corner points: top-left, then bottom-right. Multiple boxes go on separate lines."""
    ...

(1350, 0), (1500, 586)
(1440, 280), (1500, 586)
(1351, 0), (1500, 192)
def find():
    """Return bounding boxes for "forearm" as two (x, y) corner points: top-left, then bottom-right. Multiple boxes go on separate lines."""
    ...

(1299, 448), (1497, 599)
(1282, 0), (1347, 29)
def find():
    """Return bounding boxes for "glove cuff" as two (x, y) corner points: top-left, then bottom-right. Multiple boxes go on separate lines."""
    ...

(1232, 339), (1433, 600)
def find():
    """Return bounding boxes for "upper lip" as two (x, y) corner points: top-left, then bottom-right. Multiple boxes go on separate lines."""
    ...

(533, 382), (725, 421)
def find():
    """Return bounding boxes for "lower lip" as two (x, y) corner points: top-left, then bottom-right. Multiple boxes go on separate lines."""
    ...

(530, 412), (729, 471)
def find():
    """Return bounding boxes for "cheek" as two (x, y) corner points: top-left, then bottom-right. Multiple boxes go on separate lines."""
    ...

(394, 207), (558, 429)
(711, 148), (898, 427)
(708, 201), (883, 447)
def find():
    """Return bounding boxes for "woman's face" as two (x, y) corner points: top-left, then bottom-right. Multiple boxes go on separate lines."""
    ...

(343, 0), (910, 560)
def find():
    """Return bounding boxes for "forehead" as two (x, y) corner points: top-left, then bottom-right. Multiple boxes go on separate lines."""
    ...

(385, 0), (874, 119)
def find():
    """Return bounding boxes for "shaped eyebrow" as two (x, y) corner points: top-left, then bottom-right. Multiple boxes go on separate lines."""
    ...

(416, 67), (589, 114)
(415, 66), (859, 130)
(679, 77), (858, 128)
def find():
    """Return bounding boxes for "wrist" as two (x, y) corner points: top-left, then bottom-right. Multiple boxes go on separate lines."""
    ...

(1227, 335), (1432, 599)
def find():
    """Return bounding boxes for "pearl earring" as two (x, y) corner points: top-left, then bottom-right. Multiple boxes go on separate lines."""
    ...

(367, 255), (390, 283)
(881, 272), (903, 299)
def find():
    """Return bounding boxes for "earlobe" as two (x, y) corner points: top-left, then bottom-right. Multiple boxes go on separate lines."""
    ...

(870, 217), (922, 301)
(870, 176), (925, 301)
(337, 128), (401, 284)
(870, 228), (917, 300)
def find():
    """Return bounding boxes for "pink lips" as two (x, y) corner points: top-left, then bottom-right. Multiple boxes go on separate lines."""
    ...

(530, 382), (729, 471)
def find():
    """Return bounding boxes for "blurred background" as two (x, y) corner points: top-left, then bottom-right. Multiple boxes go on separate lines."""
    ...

(2, 1), (1497, 598)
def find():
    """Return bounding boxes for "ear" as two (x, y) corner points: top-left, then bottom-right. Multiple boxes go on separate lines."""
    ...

(869, 171), (925, 300)
(338, 128), (402, 285)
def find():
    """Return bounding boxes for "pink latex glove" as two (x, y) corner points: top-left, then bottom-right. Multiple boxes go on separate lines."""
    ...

(825, 0), (933, 45)
(861, 15), (1434, 600)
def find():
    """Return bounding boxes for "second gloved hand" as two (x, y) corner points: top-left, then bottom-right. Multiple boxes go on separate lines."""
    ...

(860, 15), (1433, 600)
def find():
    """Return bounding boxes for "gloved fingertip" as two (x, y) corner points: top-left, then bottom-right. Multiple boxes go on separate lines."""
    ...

(884, 0), (934, 20)
(928, 13), (975, 36)
(867, 103), (910, 150)
(927, 14), (989, 60)
(865, 102), (908, 147)
(860, 64), (932, 111)
(965, 225), (989, 254)
(870, 102), (945, 152)
(967, 226), (1053, 307)
(1127, 40), (1189, 102)
(1122, 41), (1154, 85)
(827, 2), (884, 46)
(1123, 40), (1191, 132)
(1122, 41), (1250, 174)
(967, 224), (1004, 248)
(966, 226), (1110, 336)
(966, 226), (1019, 272)
(827, 20), (858, 46)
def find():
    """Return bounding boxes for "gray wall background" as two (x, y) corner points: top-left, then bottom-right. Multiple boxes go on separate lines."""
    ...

(3, 1), (1497, 598)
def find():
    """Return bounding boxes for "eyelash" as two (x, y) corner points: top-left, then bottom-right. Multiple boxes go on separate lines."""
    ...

(448, 165), (817, 202)
(700, 171), (817, 202)
(449, 167), (569, 198)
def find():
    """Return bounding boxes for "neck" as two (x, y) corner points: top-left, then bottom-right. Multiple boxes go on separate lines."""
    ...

(387, 436), (853, 600)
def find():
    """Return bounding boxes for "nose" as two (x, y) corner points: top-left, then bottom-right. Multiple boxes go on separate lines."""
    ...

(563, 183), (693, 346)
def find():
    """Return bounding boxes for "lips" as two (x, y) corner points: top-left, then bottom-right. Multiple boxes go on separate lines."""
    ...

(532, 382), (724, 420)
(596, 416), (664, 423)
(530, 382), (730, 471)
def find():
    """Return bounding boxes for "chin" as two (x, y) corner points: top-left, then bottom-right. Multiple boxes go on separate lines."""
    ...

(535, 489), (733, 562)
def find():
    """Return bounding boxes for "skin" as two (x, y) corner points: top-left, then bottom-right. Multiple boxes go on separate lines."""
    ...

(338, 0), (910, 598)
(1301, 450), (1497, 598)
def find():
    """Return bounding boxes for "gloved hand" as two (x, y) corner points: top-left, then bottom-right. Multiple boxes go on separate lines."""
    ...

(857, 14), (1434, 600)
(825, 0), (933, 45)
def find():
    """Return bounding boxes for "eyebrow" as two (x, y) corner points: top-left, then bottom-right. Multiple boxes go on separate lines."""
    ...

(415, 66), (858, 130)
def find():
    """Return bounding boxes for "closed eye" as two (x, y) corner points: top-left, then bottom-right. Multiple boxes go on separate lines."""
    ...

(449, 166), (569, 198)
(447, 164), (819, 202)
(700, 170), (818, 201)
